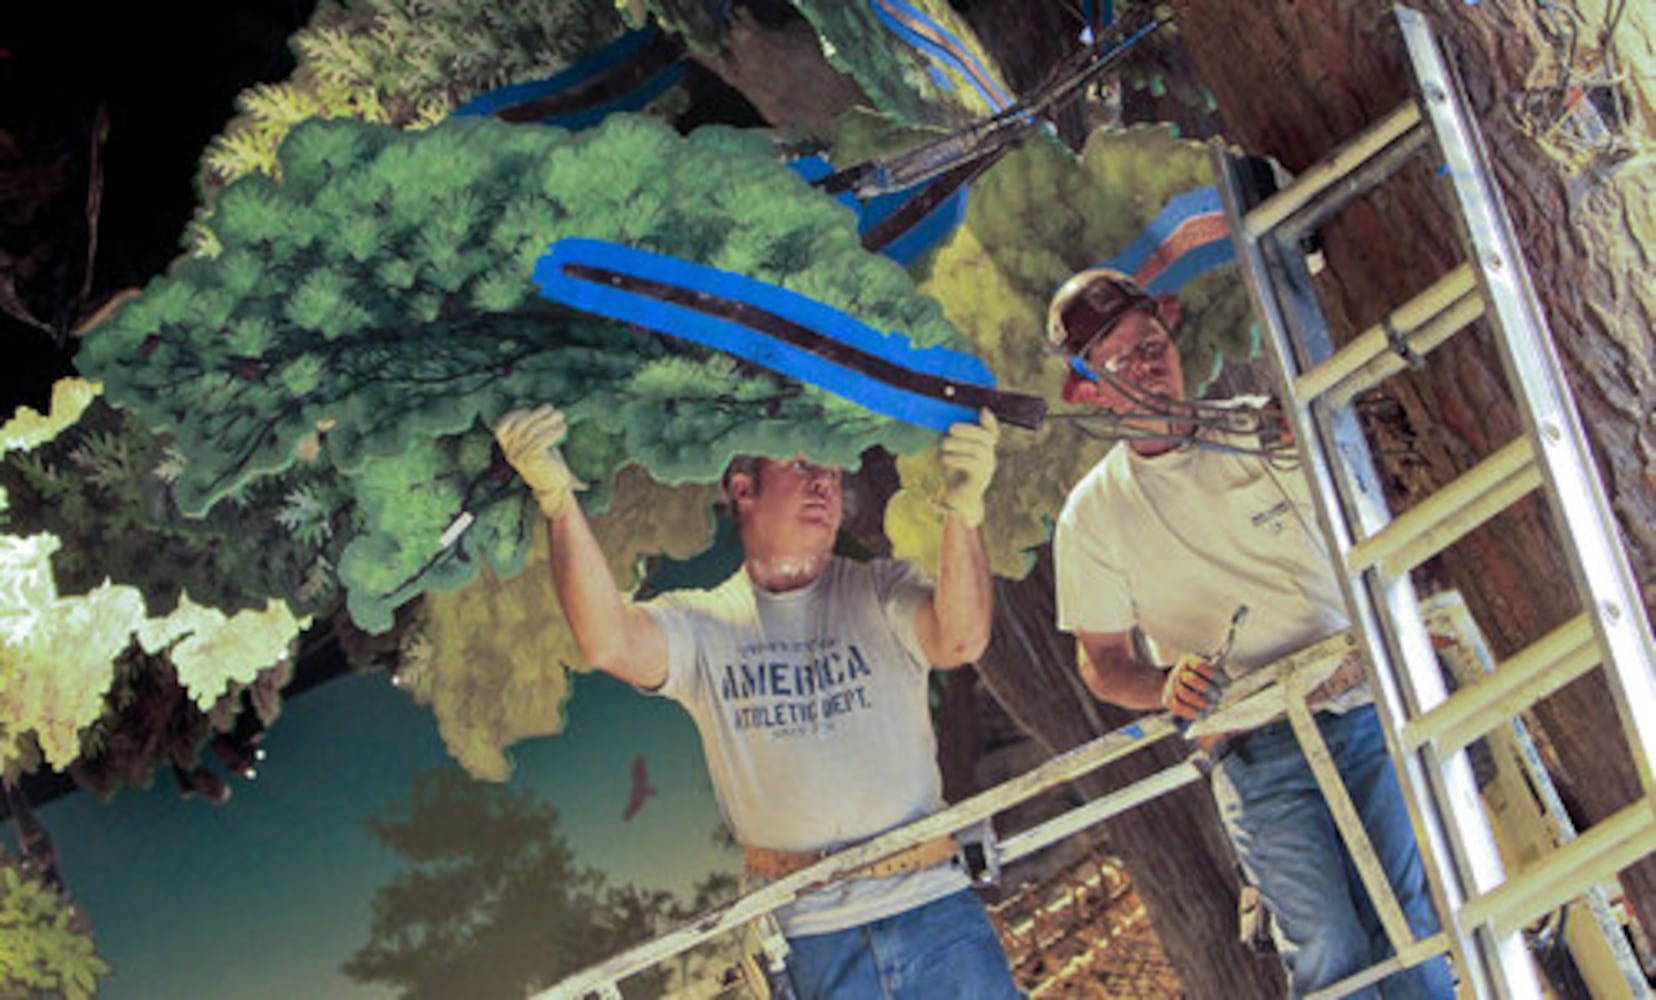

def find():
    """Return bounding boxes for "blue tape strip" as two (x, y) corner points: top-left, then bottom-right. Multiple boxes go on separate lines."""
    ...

(868, 0), (1013, 112)
(788, 156), (970, 266)
(530, 63), (685, 132)
(452, 27), (677, 123)
(534, 239), (992, 431)
(786, 156), (864, 214)
(868, 186), (969, 266)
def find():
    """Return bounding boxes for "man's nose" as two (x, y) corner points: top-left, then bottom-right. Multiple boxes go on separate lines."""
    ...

(1126, 348), (1168, 377)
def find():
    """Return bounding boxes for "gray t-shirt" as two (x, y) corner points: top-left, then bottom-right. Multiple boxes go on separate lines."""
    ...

(642, 556), (967, 936)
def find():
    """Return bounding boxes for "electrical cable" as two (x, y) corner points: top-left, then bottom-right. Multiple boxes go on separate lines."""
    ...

(814, 13), (1170, 199)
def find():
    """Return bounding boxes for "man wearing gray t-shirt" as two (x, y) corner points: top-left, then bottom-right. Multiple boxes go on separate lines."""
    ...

(494, 404), (1018, 999)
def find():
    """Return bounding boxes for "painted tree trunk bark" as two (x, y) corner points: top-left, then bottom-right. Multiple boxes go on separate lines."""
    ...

(1167, 0), (1656, 940)
(977, 548), (1288, 998)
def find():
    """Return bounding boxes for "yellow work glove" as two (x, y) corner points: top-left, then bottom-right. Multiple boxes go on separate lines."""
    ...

(1162, 654), (1225, 721)
(937, 409), (999, 528)
(493, 405), (583, 520)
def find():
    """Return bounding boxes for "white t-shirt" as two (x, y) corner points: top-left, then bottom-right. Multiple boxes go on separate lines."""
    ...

(642, 557), (967, 936)
(1054, 426), (1369, 711)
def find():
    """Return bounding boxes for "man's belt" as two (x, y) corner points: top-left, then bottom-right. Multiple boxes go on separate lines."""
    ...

(744, 835), (959, 881)
(1306, 651), (1367, 704)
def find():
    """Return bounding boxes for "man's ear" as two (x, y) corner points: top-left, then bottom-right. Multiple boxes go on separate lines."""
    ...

(728, 471), (757, 507)
(1061, 372), (1099, 405)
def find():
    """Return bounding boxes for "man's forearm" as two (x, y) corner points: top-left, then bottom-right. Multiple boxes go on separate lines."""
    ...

(1078, 638), (1166, 711)
(926, 513), (994, 665)
(546, 507), (654, 683)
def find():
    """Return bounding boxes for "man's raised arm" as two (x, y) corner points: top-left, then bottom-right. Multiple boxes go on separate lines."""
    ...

(916, 410), (998, 668)
(495, 406), (668, 690)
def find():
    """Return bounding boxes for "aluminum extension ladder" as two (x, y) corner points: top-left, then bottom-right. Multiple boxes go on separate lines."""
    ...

(1212, 7), (1656, 997)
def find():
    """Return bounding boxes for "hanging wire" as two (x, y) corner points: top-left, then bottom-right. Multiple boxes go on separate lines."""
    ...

(1046, 360), (1301, 462)
(1048, 408), (1301, 463)
(1050, 367), (1424, 464)
(1524, 0), (1638, 169)
(814, 12), (1170, 199)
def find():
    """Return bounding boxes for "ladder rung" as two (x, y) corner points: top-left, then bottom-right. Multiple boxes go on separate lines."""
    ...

(1347, 437), (1540, 578)
(1461, 800), (1656, 938)
(1294, 264), (1480, 403)
(1303, 934), (1451, 1000)
(1244, 102), (1425, 237)
(1327, 293), (1485, 410)
(1402, 613), (1599, 755)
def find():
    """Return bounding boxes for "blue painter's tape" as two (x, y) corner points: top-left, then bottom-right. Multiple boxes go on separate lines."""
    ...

(788, 156), (970, 266)
(534, 239), (992, 431)
(452, 27), (683, 130)
(531, 63), (685, 132)
(1141, 241), (1233, 296)
(873, 187), (969, 266)
(926, 65), (955, 92)
(1104, 186), (1223, 276)
(786, 156), (864, 215)
(453, 28), (659, 118)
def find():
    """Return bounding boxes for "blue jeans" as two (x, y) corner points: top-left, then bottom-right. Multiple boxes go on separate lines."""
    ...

(1211, 706), (1455, 999)
(785, 889), (1021, 999)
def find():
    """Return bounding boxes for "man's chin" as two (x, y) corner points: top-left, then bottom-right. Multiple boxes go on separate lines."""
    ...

(799, 516), (840, 534)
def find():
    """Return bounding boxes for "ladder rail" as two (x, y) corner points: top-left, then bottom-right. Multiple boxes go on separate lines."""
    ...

(1396, 7), (1656, 802)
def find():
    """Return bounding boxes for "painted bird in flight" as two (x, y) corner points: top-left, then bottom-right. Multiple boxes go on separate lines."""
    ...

(623, 754), (657, 822)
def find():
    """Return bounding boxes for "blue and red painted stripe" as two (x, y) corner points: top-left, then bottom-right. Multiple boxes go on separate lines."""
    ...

(1101, 186), (1234, 294)
(869, 0), (1013, 114)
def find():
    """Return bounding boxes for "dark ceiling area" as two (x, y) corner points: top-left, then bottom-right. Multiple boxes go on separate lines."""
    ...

(1, 1), (317, 413)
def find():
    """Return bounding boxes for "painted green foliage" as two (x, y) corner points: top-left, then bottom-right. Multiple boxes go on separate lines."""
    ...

(203, 0), (626, 192)
(0, 852), (110, 999)
(0, 384), (305, 777)
(80, 114), (955, 635)
(622, 0), (727, 54)
(0, 398), (350, 620)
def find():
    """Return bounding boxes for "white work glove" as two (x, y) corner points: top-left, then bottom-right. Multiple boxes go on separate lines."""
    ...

(937, 409), (999, 528)
(493, 405), (583, 520)
(1162, 654), (1225, 721)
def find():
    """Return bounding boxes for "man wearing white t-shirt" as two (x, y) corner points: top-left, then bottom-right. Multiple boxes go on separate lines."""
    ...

(1046, 269), (1452, 999)
(493, 404), (1019, 999)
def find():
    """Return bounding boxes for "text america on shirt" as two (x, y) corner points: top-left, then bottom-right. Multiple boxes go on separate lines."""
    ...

(718, 636), (875, 736)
